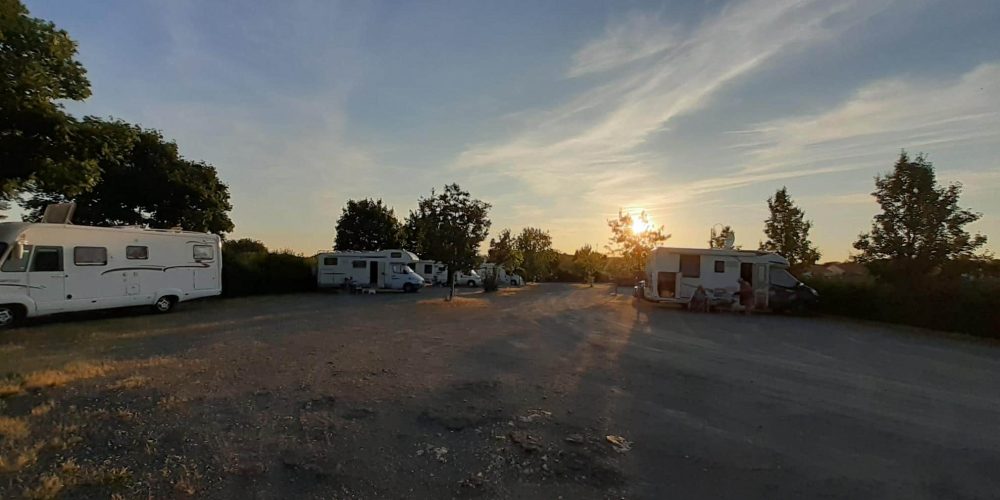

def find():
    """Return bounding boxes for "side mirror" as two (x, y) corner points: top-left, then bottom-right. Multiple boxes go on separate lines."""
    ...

(13, 241), (25, 260)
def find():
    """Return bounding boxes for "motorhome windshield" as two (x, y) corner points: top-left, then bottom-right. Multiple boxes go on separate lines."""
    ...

(771, 268), (800, 288)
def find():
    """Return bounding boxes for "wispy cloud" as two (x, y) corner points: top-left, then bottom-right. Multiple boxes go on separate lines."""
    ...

(456, 0), (894, 213)
(737, 62), (1000, 175)
(568, 11), (680, 77)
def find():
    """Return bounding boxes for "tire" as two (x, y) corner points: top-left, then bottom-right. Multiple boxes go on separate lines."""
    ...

(468, 280), (476, 287)
(403, 283), (415, 293)
(152, 296), (175, 314)
(0, 305), (20, 329)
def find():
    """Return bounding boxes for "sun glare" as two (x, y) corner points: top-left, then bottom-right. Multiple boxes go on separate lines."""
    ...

(630, 212), (652, 233)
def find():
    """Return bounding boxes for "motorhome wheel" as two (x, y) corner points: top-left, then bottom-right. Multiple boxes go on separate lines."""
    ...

(403, 283), (415, 293)
(153, 296), (175, 313)
(0, 306), (18, 328)
(468, 280), (475, 287)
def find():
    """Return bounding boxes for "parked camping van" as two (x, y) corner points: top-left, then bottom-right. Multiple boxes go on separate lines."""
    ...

(315, 249), (424, 292)
(478, 263), (523, 286)
(408, 260), (448, 285)
(0, 222), (222, 327)
(454, 270), (482, 287)
(637, 247), (817, 311)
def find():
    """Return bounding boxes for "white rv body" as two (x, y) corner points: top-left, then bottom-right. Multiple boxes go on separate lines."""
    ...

(409, 260), (448, 284)
(315, 249), (424, 291)
(454, 270), (482, 287)
(0, 222), (221, 324)
(478, 263), (523, 286)
(638, 247), (790, 308)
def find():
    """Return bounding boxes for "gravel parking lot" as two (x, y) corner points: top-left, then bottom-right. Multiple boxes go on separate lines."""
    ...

(1, 283), (999, 499)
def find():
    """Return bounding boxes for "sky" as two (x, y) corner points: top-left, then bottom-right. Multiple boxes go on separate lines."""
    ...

(22, 0), (1000, 260)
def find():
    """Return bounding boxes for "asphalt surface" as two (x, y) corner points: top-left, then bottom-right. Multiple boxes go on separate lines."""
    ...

(1, 283), (998, 499)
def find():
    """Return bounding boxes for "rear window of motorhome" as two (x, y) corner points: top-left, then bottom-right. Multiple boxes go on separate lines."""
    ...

(126, 246), (148, 260)
(714, 260), (725, 273)
(324, 257), (338, 266)
(680, 255), (700, 277)
(32, 247), (62, 272)
(1, 245), (31, 272)
(193, 245), (214, 261)
(74, 246), (107, 266)
(352, 260), (367, 268)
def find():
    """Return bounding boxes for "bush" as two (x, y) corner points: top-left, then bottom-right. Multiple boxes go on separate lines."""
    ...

(482, 269), (500, 292)
(222, 249), (314, 297)
(805, 277), (1000, 338)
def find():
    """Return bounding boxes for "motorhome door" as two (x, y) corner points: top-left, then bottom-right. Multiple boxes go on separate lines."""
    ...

(28, 246), (67, 312)
(754, 263), (769, 308)
(369, 261), (379, 286)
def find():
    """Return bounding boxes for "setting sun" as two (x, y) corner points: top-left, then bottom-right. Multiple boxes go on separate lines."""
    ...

(631, 212), (653, 234)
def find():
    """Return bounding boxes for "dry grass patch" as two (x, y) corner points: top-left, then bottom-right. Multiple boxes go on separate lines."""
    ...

(417, 296), (488, 308)
(17, 357), (174, 391)
(108, 375), (150, 391)
(30, 400), (55, 417)
(0, 442), (43, 473)
(22, 473), (64, 500)
(0, 416), (29, 440)
(157, 395), (190, 410)
(0, 343), (25, 354)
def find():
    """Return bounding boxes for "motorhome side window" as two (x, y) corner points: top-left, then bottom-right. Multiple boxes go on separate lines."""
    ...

(680, 255), (700, 277)
(193, 245), (214, 261)
(352, 260), (367, 268)
(31, 247), (63, 272)
(324, 257), (338, 266)
(74, 246), (107, 266)
(126, 246), (149, 260)
(1, 245), (32, 272)
(714, 260), (725, 273)
(424, 264), (432, 274)
(390, 252), (402, 258)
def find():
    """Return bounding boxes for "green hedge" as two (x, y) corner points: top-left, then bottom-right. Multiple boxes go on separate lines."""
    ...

(222, 250), (314, 296)
(805, 277), (1000, 338)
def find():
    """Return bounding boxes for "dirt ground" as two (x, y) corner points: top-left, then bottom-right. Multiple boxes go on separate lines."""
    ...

(1, 283), (999, 499)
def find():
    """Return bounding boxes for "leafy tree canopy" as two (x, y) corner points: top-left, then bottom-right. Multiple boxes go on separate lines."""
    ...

(487, 228), (523, 271)
(607, 209), (669, 280)
(759, 187), (820, 267)
(334, 198), (402, 251)
(573, 244), (606, 284)
(23, 118), (234, 234)
(404, 184), (491, 284)
(223, 238), (268, 255)
(516, 227), (557, 282)
(1, 0), (96, 203)
(854, 151), (986, 279)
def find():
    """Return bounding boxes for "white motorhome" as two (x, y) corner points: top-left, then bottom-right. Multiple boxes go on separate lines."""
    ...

(0, 222), (222, 327)
(478, 263), (523, 286)
(637, 247), (817, 311)
(454, 270), (482, 287)
(315, 249), (425, 292)
(408, 260), (448, 285)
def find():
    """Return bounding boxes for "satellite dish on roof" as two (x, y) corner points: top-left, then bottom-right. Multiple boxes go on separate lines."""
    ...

(41, 203), (76, 224)
(723, 231), (736, 249)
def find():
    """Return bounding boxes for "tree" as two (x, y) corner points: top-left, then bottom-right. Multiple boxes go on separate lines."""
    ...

(709, 225), (738, 249)
(573, 244), (607, 285)
(760, 187), (820, 267)
(1, 0), (97, 203)
(223, 238), (268, 255)
(606, 209), (669, 280)
(487, 228), (523, 271)
(334, 198), (402, 251)
(515, 227), (557, 282)
(404, 184), (491, 288)
(23, 118), (234, 234)
(854, 151), (987, 279)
